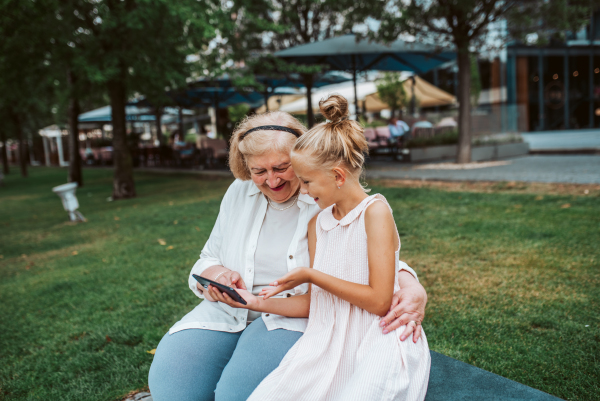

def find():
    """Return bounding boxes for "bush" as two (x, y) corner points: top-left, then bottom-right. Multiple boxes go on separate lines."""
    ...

(406, 130), (458, 148)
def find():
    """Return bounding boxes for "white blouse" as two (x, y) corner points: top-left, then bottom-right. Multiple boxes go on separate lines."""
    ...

(169, 179), (418, 335)
(249, 195), (301, 323)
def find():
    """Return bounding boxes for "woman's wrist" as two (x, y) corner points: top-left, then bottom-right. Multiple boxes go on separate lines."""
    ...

(398, 270), (419, 288)
(213, 270), (227, 282)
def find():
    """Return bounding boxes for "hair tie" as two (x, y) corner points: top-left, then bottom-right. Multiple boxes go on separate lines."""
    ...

(326, 117), (349, 124)
(239, 125), (300, 141)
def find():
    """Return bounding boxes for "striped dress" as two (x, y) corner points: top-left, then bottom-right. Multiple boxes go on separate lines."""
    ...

(248, 194), (431, 401)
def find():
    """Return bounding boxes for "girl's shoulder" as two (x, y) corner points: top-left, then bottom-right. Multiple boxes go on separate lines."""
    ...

(363, 194), (393, 217)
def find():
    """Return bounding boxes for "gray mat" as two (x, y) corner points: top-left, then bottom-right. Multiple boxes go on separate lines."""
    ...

(426, 351), (563, 401)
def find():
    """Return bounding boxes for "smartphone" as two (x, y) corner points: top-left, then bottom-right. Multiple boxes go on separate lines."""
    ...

(192, 274), (247, 305)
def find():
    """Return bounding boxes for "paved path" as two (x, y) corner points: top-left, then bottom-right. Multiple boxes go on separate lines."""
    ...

(522, 129), (600, 151)
(366, 155), (600, 184)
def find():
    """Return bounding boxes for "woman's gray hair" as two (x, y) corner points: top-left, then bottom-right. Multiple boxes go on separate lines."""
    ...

(229, 111), (307, 180)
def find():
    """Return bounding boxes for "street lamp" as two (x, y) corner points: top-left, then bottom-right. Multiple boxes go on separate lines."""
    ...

(52, 182), (86, 222)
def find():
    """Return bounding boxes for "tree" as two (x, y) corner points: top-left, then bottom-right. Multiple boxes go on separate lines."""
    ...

(227, 0), (384, 127)
(67, 0), (223, 199)
(376, 73), (408, 118)
(0, 1), (56, 177)
(47, 0), (95, 187)
(0, 121), (9, 175)
(378, 0), (592, 163)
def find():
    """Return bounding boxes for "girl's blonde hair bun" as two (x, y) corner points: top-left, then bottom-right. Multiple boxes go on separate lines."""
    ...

(292, 94), (370, 192)
(319, 94), (349, 123)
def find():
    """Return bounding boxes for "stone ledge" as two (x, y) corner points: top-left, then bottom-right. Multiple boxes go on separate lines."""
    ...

(426, 351), (562, 401)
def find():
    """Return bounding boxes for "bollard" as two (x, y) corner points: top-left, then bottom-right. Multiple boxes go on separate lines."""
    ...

(52, 182), (86, 222)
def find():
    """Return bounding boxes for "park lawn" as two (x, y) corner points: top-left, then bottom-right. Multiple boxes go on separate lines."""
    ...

(0, 167), (598, 401)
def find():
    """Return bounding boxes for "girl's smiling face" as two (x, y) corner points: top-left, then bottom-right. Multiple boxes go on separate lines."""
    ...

(247, 152), (300, 203)
(291, 153), (339, 209)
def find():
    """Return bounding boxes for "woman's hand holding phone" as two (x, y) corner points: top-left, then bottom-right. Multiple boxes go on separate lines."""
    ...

(207, 286), (261, 310)
(196, 267), (247, 302)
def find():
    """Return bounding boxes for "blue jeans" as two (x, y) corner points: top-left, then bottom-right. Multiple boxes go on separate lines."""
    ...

(148, 318), (303, 401)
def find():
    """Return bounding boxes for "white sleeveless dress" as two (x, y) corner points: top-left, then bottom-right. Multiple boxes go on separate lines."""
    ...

(247, 194), (431, 401)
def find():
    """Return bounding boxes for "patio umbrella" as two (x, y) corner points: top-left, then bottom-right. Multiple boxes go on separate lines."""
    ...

(193, 72), (351, 112)
(275, 34), (456, 122)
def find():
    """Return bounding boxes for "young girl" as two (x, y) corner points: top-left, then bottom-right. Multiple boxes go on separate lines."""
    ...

(213, 95), (430, 400)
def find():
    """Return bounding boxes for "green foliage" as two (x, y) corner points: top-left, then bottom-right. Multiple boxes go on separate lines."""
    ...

(359, 117), (388, 128)
(228, 103), (251, 127)
(0, 1), (57, 138)
(376, 73), (408, 117)
(406, 130), (459, 148)
(506, 0), (592, 45)
(1, 168), (599, 400)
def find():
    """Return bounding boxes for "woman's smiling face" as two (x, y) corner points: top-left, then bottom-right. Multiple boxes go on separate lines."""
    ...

(247, 152), (300, 203)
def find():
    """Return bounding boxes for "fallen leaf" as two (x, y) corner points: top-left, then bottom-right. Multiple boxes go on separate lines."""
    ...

(25, 266), (30, 270)
(114, 216), (120, 221)
(147, 349), (156, 355)
(561, 203), (571, 209)
(169, 201), (174, 206)
(0, 255), (3, 259)
(21, 254), (27, 258)
(72, 251), (78, 256)
(513, 204), (522, 209)
(195, 226), (200, 231)
(102, 258), (107, 263)
(105, 335), (112, 342)
(158, 239), (167, 246)
(173, 220), (178, 225)
(584, 189), (589, 195)
(535, 195), (543, 200)
(166, 245), (174, 250)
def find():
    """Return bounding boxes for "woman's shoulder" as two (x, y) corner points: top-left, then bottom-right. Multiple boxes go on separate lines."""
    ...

(223, 179), (256, 198)
(218, 179), (258, 209)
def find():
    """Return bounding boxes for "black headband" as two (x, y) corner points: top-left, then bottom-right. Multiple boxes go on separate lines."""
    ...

(239, 125), (300, 141)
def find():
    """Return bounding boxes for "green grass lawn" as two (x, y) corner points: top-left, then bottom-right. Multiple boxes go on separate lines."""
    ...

(1, 167), (598, 401)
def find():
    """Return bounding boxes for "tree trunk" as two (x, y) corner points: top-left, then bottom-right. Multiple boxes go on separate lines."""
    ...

(155, 107), (163, 146)
(108, 78), (136, 199)
(303, 73), (315, 128)
(9, 110), (27, 177)
(0, 128), (9, 175)
(67, 69), (83, 186)
(178, 107), (184, 140)
(456, 44), (472, 164)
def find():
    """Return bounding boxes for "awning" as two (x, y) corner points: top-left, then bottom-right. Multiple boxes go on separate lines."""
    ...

(278, 75), (455, 114)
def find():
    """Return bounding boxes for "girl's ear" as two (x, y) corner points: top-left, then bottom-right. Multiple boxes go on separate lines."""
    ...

(333, 166), (346, 188)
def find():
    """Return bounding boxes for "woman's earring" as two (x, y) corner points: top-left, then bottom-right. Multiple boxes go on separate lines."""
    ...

(337, 186), (341, 189)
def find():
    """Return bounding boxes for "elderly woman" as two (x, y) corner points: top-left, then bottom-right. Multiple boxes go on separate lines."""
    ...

(148, 111), (428, 401)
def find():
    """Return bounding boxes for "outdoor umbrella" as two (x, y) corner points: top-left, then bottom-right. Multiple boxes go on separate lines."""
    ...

(130, 87), (268, 137)
(278, 77), (455, 114)
(275, 34), (455, 123)
(195, 72), (351, 112)
(251, 72), (351, 112)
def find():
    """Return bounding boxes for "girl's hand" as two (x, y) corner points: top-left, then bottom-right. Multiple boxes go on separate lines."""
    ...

(379, 281), (427, 343)
(206, 286), (261, 310)
(258, 267), (312, 299)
